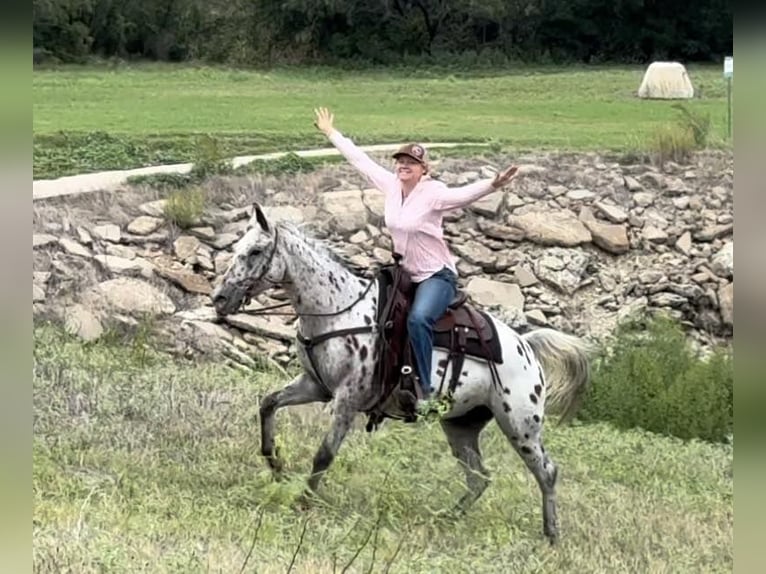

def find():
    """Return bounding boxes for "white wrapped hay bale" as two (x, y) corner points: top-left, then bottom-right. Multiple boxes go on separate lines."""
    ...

(637, 62), (694, 99)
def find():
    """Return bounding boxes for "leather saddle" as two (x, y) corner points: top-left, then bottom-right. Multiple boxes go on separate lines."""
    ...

(364, 256), (503, 429)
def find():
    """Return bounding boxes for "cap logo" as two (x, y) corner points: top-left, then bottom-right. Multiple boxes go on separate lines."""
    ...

(412, 145), (424, 158)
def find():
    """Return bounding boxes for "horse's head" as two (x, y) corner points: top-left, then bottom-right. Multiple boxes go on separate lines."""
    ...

(211, 204), (286, 316)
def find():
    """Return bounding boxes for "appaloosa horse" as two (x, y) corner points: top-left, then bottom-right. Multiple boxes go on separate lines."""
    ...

(211, 204), (591, 543)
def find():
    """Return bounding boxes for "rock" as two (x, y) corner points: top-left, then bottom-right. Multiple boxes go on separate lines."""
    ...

(174, 236), (201, 264)
(675, 231), (693, 255)
(710, 242), (733, 278)
(507, 211), (591, 247)
(349, 230), (368, 244)
(214, 252), (233, 274)
(534, 249), (590, 295)
(547, 185), (568, 197)
(155, 265), (212, 295)
(362, 189), (385, 219)
(694, 224), (733, 242)
(94, 255), (145, 275)
(672, 197), (690, 210)
(623, 176), (643, 192)
(322, 190), (368, 233)
(566, 188), (595, 201)
(84, 277), (176, 316)
(665, 177), (688, 194)
(643, 226), (669, 244)
(139, 200), (168, 217)
(582, 217), (630, 254)
(63, 304), (103, 341)
(263, 205), (305, 225)
(127, 216), (164, 235)
(639, 270), (665, 284)
(453, 241), (496, 270)
(718, 282), (733, 327)
(649, 292), (688, 308)
(188, 226), (217, 241)
(506, 193), (525, 209)
(224, 314), (296, 343)
(477, 220), (525, 242)
(470, 192), (504, 218)
(33, 234), (58, 248)
(33, 283), (46, 302)
(465, 277), (524, 310)
(207, 233), (239, 250)
(633, 192), (655, 207)
(525, 309), (548, 326)
(183, 320), (234, 345)
(457, 171), (480, 184)
(58, 238), (92, 258)
(92, 224), (121, 242)
(594, 201), (628, 223)
(514, 266), (539, 287)
(76, 226), (93, 245)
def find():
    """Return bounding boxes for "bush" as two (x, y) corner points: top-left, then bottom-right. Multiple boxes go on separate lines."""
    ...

(163, 186), (206, 229)
(672, 103), (712, 148)
(649, 124), (696, 167)
(579, 315), (733, 443)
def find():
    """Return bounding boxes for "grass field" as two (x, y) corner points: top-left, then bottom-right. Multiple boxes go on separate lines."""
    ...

(33, 63), (732, 179)
(33, 324), (733, 573)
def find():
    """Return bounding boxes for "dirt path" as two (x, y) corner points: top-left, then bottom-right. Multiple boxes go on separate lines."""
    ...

(32, 142), (487, 201)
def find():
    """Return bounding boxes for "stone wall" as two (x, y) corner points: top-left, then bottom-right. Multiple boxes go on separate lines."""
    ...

(32, 150), (733, 370)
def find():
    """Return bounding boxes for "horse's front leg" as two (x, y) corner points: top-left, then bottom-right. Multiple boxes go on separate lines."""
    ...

(307, 395), (358, 492)
(260, 372), (330, 477)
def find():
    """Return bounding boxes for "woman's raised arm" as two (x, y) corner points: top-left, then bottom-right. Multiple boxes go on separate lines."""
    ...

(314, 107), (397, 193)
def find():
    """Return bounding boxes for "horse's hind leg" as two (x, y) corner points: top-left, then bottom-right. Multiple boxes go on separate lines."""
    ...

(441, 408), (493, 513)
(493, 407), (560, 544)
(260, 372), (330, 477)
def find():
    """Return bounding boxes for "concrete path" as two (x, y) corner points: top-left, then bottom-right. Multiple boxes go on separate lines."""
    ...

(32, 142), (487, 201)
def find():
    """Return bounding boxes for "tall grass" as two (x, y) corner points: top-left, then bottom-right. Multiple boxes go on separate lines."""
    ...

(33, 321), (732, 572)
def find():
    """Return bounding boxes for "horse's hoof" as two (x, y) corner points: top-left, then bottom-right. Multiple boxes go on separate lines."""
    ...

(544, 530), (559, 546)
(294, 489), (317, 512)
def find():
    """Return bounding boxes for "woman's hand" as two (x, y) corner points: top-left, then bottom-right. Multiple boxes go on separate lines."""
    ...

(491, 165), (519, 189)
(314, 107), (335, 136)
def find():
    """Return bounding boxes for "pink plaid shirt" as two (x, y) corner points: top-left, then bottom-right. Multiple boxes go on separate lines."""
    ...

(329, 130), (499, 282)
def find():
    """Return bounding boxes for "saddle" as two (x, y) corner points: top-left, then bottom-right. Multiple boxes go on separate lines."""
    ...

(365, 255), (503, 429)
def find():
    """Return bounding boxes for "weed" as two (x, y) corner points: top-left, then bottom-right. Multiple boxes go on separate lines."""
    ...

(580, 314), (733, 443)
(163, 186), (206, 229)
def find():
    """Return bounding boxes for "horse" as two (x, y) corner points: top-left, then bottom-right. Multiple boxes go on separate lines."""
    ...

(211, 204), (591, 544)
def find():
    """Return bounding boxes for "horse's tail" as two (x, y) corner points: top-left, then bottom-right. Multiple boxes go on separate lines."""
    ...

(522, 328), (592, 424)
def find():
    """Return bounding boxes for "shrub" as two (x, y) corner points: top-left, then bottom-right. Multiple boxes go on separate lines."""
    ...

(163, 186), (206, 229)
(672, 103), (712, 148)
(649, 124), (696, 167)
(579, 315), (733, 443)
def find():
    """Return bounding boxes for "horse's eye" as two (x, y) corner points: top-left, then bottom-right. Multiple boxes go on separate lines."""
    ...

(247, 250), (260, 263)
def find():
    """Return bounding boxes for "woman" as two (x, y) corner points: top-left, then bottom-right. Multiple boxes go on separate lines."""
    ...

(313, 107), (519, 412)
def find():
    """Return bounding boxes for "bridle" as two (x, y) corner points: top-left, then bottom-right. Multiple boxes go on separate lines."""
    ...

(229, 226), (383, 397)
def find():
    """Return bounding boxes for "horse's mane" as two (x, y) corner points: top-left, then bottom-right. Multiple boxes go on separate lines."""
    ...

(276, 221), (374, 278)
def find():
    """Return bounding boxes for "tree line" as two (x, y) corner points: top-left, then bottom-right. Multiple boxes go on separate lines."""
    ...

(33, 0), (733, 67)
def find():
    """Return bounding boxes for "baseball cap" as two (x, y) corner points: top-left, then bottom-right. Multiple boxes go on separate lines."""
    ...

(392, 143), (427, 164)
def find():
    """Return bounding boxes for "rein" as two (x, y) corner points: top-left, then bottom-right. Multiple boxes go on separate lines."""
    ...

(243, 276), (377, 319)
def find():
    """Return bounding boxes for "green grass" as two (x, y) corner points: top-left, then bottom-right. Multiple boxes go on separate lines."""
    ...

(33, 63), (733, 179)
(33, 323), (733, 573)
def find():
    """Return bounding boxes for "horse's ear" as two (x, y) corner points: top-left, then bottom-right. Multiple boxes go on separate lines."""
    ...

(252, 203), (270, 232)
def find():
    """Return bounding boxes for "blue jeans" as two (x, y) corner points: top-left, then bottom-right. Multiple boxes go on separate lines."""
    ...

(407, 267), (457, 397)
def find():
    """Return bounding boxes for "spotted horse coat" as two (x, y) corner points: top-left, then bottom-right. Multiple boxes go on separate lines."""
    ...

(211, 204), (592, 544)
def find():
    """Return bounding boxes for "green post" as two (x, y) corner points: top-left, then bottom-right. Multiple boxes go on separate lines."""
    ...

(723, 56), (733, 139)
